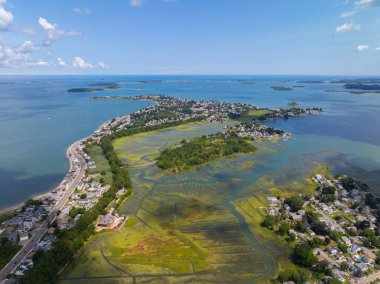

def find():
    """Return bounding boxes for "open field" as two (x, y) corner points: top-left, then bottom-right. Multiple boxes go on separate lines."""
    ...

(86, 145), (113, 185)
(239, 109), (273, 121)
(61, 123), (331, 284)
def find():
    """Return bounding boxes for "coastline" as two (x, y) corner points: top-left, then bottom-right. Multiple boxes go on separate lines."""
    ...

(0, 137), (87, 216)
(0, 138), (88, 282)
(0, 94), (320, 215)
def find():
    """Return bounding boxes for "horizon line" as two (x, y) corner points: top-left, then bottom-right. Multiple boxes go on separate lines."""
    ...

(0, 74), (379, 77)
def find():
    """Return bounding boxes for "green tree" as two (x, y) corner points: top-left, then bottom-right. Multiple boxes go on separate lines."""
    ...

(278, 222), (291, 235)
(337, 242), (348, 253)
(285, 196), (304, 212)
(293, 244), (317, 268)
(340, 261), (349, 271)
(295, 222), (307, 233)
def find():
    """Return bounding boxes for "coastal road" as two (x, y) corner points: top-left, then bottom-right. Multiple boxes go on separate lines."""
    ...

(0, 140), (87, 283)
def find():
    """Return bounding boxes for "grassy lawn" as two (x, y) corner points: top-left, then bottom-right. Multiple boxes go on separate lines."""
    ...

(86, 145), (113, 185)
(238, 109), (274, 121)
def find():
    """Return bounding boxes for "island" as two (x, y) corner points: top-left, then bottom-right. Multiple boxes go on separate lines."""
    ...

(157, 134), (257, 172)
(138, 80), (163, 84)
(68, 83), (120, 93)
(288, 102), (300, 107)
(271, 86), (294, 91)
(67, 88), (102, 93)
(297, 80), (325, 83)
(89, 82), (121, 89)
(344, 83), (380, 91)
(331, 78), (380, 84)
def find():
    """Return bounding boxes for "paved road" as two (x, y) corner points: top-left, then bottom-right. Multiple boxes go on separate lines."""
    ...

(311, 205), (377, 261)
(355, 271), (380, 284)
(311, 204), (345, 233)
(0, 140), (87, 283)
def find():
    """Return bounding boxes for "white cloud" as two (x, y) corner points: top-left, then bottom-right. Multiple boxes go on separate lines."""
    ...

(57, 57), (66, 66)
(22, 28), (37, 35)
(73, 7), (91, 14)
(38, 17), (80, 46)
(27, 60), (49, 67)
(17, 41), (38, 53)
(339, 0), (380, 21)
(355, 0), (380, 9)
(0, 42), (48, 68)
(340, 11), (357, 18)
(356, 44), (369, 52)
(0, 0), (13, 31)
(335, 22), (361, 33)
(376, 46), (380, 51)
(98, 62), (110, 69)
(130, 0), (144, 7)
(73, 56), (94, 69)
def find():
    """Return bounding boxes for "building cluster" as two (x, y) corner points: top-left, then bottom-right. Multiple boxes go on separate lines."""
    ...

(265, 107), (323, 121)
(225, 122), (291, 140)
(264, 174), (379, 283)
(0, 147), (84, 244)
(88, 95), (322, 145)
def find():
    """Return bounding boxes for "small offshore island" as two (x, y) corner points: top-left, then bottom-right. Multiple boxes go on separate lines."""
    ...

(7, 94), (380, 284)
(67, 83), (121, 93)
(271, 86), (294, 91)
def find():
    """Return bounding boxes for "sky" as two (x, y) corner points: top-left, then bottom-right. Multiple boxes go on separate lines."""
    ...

(0, 0), (379, 75)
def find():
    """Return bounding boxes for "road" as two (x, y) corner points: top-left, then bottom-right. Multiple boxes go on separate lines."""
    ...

(355, 271), (380, 284)
(314, 248), (340, 268)
(0, 140), (87, 283)
(311, 204), (345, 233)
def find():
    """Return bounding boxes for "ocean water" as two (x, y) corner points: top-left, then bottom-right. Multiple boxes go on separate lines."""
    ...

(1, 75), (380, 209)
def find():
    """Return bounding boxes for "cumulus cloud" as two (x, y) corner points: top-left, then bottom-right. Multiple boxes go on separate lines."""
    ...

(335, 22), (361, 33)
(38, 17), (80, 46)
(0, 41), (49, 67)
(73, 7), (91, 14)
(57, 57), (66, 66)
(356, 44), (369, 52)
(0, 0), (13, 31)
(27, 60), (49, 67)
(72, 57), (110, 69)
(17, 40), (38, 53)
(130, 0), (144, 7)
(73, 56), (94, 69)
(339, 0), (380, 20)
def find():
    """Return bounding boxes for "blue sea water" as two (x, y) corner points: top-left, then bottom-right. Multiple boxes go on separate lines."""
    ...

(0, 75), (380, 209)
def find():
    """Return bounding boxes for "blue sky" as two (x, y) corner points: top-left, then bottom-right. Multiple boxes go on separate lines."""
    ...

(0, 0), (379, 75)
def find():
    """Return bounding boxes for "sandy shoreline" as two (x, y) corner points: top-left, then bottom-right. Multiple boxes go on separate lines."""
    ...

(0, 138), (84, 216)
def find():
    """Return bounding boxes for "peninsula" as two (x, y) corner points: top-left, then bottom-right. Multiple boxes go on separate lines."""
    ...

(0, 95), (322, 283)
